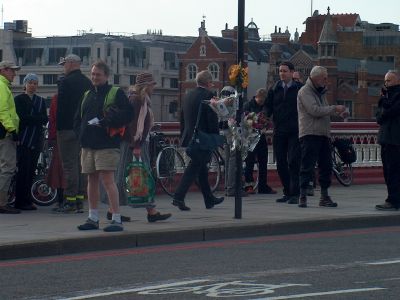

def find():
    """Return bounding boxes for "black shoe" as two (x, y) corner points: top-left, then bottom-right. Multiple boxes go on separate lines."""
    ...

(298, 196), (307, 208)
(287, 196), (299, 204)
(276, 195), (290, 203)
(15, 204), (37, 211)
(172, 199), (191, 211)
(106, 211), (131, 222)
(77, 218), (99, 230)
(147, 212), (172, 223)
(375, 202), (399, 211)
(103, 220), (123, 232)
(0, 205), (21, 214)
(206, 196), (224, 209)
(319, 196), (338, 207)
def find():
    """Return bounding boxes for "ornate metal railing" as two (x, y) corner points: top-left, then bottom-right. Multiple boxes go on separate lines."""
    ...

(157, 122), (381, 169)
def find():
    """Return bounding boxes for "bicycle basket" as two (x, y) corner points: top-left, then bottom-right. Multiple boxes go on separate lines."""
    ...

(125, 157), (155, 208)
(332, 138), (356, 164)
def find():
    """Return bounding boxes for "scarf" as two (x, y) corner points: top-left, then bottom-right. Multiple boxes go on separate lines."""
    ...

(134, 94), (154, 142)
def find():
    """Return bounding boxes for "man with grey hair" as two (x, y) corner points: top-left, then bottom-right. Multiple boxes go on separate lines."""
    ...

(375, 70), (400, 211)
(297, 65), (346, 208)
(173, 70), (224, 211)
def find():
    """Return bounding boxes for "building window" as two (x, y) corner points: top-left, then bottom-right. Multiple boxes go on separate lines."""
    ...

(208, 63), (219, 80)
(200, 45), (206, 56)
(43, 74), (58, 85)
(49, 48), (67, 64)
(114, 75), (120, 85)
(130, 75), (136, 85)
(72, 47), (90, 61)
(0, 50), (2, 61)
(187, 64), (198, 81)
(97, 48), (101, 59)
(170, 78), (178, 89)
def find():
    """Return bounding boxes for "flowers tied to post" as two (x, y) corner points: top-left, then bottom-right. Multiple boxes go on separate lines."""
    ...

(228, 63), (249, 90)
(242, 111), (270, 155)
(207, 89), (238, 121)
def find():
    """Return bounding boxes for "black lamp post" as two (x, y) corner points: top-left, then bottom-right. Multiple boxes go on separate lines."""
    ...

(234, 0), (245, 219)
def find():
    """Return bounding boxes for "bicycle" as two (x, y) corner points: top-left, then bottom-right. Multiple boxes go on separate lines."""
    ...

(30, 139), (58, 206)
(331, 140), (354, 186)
(8, 130), (58, 207)
(207, 145), (259, 193)
(149, 127), (186, 197)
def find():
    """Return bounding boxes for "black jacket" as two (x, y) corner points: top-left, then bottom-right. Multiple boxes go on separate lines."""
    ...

(14, 93), (48, 149)
(180, 86), (219, 147)
(57, 69), (92, 130)
(376, 84), (400, 145)
(265, 80), (303, 135)
(74, 83), (133, 149)
(243, 97), (265, 114)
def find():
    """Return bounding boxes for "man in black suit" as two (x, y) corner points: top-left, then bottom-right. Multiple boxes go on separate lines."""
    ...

(173, 70), (224, 211)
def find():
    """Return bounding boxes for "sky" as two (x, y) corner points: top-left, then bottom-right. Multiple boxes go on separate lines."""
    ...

(1, 0), (399, 38)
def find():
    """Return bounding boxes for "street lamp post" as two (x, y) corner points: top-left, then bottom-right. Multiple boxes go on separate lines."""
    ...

(234, 0), (245, 219)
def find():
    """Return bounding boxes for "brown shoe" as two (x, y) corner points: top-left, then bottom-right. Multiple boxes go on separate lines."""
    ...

(0, 205), (21, 214)
(319, 196), (338, 207)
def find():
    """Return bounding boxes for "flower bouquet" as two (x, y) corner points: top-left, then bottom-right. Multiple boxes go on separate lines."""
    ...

(242, 111), (270, 155)
(207, 89), (238, 121)
(228, 63), (249, 91)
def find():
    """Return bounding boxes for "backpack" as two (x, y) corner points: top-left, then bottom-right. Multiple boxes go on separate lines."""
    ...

(125, 156), (155, 207)
(81, 87), (125, 137)
(332, 138), (357, 164)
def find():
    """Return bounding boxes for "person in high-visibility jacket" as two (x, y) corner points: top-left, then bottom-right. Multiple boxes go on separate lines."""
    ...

(0, 61), (21, 214)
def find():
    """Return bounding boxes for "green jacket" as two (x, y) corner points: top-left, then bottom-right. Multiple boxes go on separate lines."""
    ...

(0, 75), (19, 134)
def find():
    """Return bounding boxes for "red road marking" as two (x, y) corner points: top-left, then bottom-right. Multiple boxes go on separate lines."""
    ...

(1, 226), (400, 268)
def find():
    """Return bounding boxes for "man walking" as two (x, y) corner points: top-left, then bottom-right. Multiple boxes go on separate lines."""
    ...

(75, 60), (133, 231)
(266, 62), (302, 204)
(375, 70), (400, 211)
(0, 61), (21, 214)
(173, 70), (224, 211)
(56, 54), (92, 212)
(297, 66), (346, 208)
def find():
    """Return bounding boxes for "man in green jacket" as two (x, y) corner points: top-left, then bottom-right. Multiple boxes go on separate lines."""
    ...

(0, 61), (21, 214)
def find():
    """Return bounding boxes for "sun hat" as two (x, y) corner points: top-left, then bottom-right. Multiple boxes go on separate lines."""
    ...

(0, 61), (21, 70)
(136, 73), (156, 86)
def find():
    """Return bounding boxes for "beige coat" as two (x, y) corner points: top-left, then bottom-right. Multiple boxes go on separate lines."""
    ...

(297, 78), (336, 138)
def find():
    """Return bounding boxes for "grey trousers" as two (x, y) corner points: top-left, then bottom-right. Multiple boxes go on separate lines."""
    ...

(0, 136), (16, 205)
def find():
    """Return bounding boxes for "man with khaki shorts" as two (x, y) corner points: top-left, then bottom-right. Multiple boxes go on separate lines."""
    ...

(74, 60), (133, 232)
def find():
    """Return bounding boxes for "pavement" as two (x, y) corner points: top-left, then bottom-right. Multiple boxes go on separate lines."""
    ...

(1, 184), (399, 260)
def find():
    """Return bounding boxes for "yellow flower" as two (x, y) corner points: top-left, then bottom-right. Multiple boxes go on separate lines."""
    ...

(228, 64), (249, 90)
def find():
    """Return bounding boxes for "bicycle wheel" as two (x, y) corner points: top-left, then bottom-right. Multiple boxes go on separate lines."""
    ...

(31, 176), (58, 206)
(332, 149), (353, 186)
(156, 146), (185, 197)
(208, 151), (221, 192)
